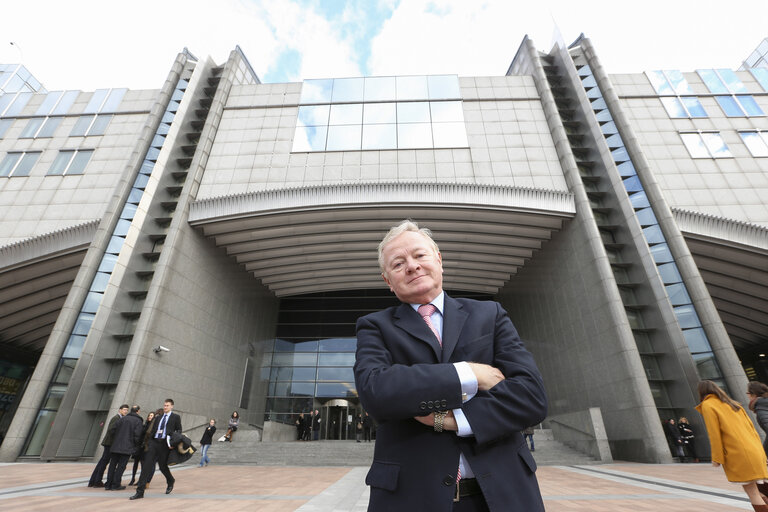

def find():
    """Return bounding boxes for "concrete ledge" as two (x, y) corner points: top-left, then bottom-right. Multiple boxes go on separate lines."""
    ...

(547, 407), (613, 463)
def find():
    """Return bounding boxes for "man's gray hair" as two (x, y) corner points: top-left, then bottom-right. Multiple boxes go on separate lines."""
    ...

(378, 220), (440, 272)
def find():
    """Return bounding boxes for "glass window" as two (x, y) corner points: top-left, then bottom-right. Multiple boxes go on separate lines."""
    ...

(35, 91), (63, 115)
(674, 304), (701, 329)
(51, 90), (79, 115)
(81, 291), (104, 314)
(331, 78), (364, 103)
(362, 124), (397, 150)
(4, 92), (32, 116)
(622, 175), (644, 193)
(635, 207), (658, 227)
(629, 190), (650, 209)
(600, 121), (618, 135)
(650, 243), (674, 264)
(48, 151), (74, 175)
(71, 115), (95, 136)
(657, 262), (682, 284)
(701, 132), (731, 158)
(363, 102), (396, 124)
(666, 283), (692, 306)
(611, 147), (630, 162)
(329, 104), (362, 125)
(693, 352), (721, 380)
(364, 76), (396, 101)
(642, 224), (665, 244)
(736, 95), (764, 116)
(717, 69), (747, 93)
(300, 79), (333, 104)
(315, 382), (357, 397)
(605, 134), (624, 149)
(397, 123), (432, 149)
(664, 70), (694, 94)
(432, 122), (468, 148)
(37, 117), (62, 137)
(318, 353), (356, 366)
(84, 89), (109, 113)
(715, 96), (743, 117)
(750, 68), (768, 91)
(591, 97), (608, 111)
(318, 338), (357, 351)
(317, 367), (355, 381)
(740, 131), (768, 156)
(430, 101), (464, 123)
(0, 118), (12, 138)
(297, 105), (330, 127)
(427, 75), (461, 99)
(62, 335), (87, 359)
(681, 97), (707, 117)
(20, 118), (44, 138)
(105, 235), (125, 255)
(72, 312), (95, 336)
(616, 161), (636, 177)
(698, 69), (728, 93)
(12, 151), (41, 176)
(98, 253), (118, 273)
(397, 102), (431, 123)
(326, 124), (361, 151)
(101, 88), (127, 112)
(396, 76), (429, 100)
(680, 133), (711, 158)
(0, 152), (22, 176)
(89, 114), (112, 135)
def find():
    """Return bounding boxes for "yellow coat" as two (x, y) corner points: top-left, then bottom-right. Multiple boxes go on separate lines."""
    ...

(696, 394), (768, 482)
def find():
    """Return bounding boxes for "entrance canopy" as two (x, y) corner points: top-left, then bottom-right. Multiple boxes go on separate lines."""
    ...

(189, 183), (575, 297)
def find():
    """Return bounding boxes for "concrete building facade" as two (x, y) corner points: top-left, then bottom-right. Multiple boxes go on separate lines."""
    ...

(0, 35), (766, 463)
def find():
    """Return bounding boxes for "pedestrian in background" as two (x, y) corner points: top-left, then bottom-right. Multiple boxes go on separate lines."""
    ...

(523, 426), (535, 452)
(129, 410), (156, 485)
(677, 416), (698, 462)
(88, 404), (128, 487)
(199, 418), (216, 466)
(224, 411), (239, 442)
(696, 380), (768, 512)
(106, 405), (144, 490)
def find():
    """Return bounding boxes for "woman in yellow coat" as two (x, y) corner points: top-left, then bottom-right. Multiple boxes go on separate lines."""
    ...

(696, 380), (768, 511)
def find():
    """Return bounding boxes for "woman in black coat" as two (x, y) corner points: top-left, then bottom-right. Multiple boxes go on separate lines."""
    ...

(129, 411), (155, 485)
(199, 419), (216, 467)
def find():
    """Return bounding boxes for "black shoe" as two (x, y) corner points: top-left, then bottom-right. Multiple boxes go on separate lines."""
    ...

(93, 481), (105, 488)
(165, 482), (174, 494)
(113, 485), (126, 491)
(104, 487), (112, 491)
(129, 492), (144, 500)
(128, 479), (135, 486)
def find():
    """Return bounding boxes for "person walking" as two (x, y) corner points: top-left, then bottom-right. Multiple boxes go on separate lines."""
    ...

(224, 411), (239, 442)
(199, 418), (216, 467)
(523, 426), (535, 452)
(130, 398), (182, 500)
(664, 418), (685, 461)
(747, 381), (768, 457)
(128, 410), (156, 486)
(355, 414), (363, 442)
(696, 380), (768, 511)
(105, 405), (144, 490)
(677, 416), (698, 462)
(88, 404), (129, 487)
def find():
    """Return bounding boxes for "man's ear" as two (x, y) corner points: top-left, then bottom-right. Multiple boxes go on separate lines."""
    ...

(381, 272), (393, 292)
(437, 251), (443, 273)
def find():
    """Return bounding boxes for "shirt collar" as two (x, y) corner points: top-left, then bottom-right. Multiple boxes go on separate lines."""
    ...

(409, 291), (444, 315)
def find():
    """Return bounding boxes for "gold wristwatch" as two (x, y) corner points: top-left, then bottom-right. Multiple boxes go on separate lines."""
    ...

(434, 411), (447, 432)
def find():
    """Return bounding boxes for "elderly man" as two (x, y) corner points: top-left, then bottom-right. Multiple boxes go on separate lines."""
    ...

(354, 220), (547, 511)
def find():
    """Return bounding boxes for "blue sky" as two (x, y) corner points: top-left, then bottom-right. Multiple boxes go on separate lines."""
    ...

(1, 0), (767, 91)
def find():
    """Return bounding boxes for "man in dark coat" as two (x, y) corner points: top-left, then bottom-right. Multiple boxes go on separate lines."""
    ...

(362, 412), (373, 442)
(354, 221), (547, 511)
(311, 409), (321, 440)
(105, 405), (144, 490)
(88, 404), (129, 487)
(130, 398), (182, 500)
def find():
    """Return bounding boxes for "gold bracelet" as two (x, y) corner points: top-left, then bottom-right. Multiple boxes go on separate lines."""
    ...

(434, 411), (447, 432)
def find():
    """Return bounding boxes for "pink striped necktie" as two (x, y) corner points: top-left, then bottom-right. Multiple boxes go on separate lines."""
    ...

(418, 304), (441, 346)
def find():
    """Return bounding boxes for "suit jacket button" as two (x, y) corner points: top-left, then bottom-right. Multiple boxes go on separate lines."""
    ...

(442, 476), (454, 486)
(420, 401), (427, 410)
(441, 399), (447, 408)
(427, 401), (434, 409)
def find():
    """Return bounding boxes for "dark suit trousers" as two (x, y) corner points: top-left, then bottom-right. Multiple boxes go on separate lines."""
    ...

(136, 438), (174, 492)
(105, 453), (129, 488)
(88, 445), (111, 485)
(453, 493), (490, 512)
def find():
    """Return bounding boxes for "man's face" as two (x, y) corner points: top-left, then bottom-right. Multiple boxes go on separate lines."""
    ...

(163, 401), (173, 414)
(381, 231), (443, 305)
(119, 406), (129, 416)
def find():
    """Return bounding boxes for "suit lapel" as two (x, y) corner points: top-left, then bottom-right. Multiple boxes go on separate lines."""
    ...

(393, 302), (442, 361)
(441, 295), (468, 363)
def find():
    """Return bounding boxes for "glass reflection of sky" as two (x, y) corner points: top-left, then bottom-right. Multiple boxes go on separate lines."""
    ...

(363, 103), (396, 124)
(364, 76), (396, 101)
(362, 124), (397, 150)
(428, 75), (461, 99)
(327, 124), (361, 151)
(430, 101), (464, 122)
(331, 77), (364, 103)
(329, 103), (363, 125)
(297, 105), (330, 127)
(396, 75), (429, 100)
(397, 123), (432, 149)
(300, 79), (334, 103)
(397, 102), (431, 123)
(292, 125), (328, 152)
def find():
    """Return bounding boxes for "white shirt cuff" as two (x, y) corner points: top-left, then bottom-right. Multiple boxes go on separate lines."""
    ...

(453, 362), (478, 401)
(453, 408), (474, 437)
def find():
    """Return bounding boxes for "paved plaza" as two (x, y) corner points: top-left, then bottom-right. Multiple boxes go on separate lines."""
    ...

(0, 460), (758, 511)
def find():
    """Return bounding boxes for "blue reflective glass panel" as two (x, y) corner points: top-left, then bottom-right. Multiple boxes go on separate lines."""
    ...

(329, 104), (362, 125)
(101, 88), (127, 112)
(681, 97), (707, 118)
(274, 339), (318, 352)
(72, 312), (95, 336)
(581, 75), (597, 89)
(617, 161), (636, 177)
(659, 97), (687, 117)
(715, 96), (743, 116)
(35, 91), (63, 115)
(666, 283), (692, 306)
(133, 172), (149, 190)
(47, 151), (74, 175)
(272, 353), (318, 366)
(51, 90), (79, 115)
(751, 68), (768, 91)
(740, 131), (768, 156)
(71, 115), (94, 136)
(120, 202), (137, 220)
(693, 352), (721, 379)
(591, 97), (607, 111)
(362, 124), (397, 150)
(635, 207), (658, 227)
(326, 124), (361, 151)
(664, 70), (694, 94)
(67, 150), (92, 174)
(397, 102), (431, 123)
(13, 152), (40, 176)
(701, 132), (731, 158)
(62, 335), (87, 359)
(595, 110), (612, 123)
(4, 92), (32, 116)
(427, 75), (461, 99)
(297, 105), (330, 127)
(88, 114), (111, 135)
(364, 76), (396, 101)
(674, 304), (701, 329)
(397, 123), (432, 149)
(317, 353), (356, 366)
(292, 125), (328, 152)
(577, 65), (592, 77)
(642, 224), (665, 244)
(82, 291), (104, 313)
(698, 69), (728, 93)
(300, 79), (333, 104)
(84, 89), (109, 113)
(114, 219), (132, 236)
(331, 78), (364, 103)
(363, 103), (396, 124)
(629, 190), (650, 209)
(623, 175), (644, 192)
(161, 112), (175, 123)
(647, 71), (671, 94)
(38, 117), (62, 137)
(736, 95), (764, 116)
(430, 101), (464, 122)
(98, 253), (118, 273)
(317, 367), (355, 381)
(396, 76), (428, 100)
(657, 262), (682, 284)
(146, 147), (160, 161)
(650, 243), (674, 264)
(611, 147), (629, 162)
(600, 121), (618, 135)
(0, 119), (12, 138)
(717, 69), (747, 93)
(683, 328), (711, 353)
(315, 382), (357, 397)
(20, 118), (43, 138)
(680, 133), (710, 158)
(0, 153), (21, 176)
(127, 188), (143, 204)
(319, 338), (357, 352)
(105, 235), (125, 255)
(605, 134), (623, 149)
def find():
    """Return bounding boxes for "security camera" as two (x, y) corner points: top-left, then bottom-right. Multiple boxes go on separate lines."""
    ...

(153, 346), (170, 353)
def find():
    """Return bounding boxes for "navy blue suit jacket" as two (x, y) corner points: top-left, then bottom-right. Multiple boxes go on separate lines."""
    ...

(354, 295), (547, 512)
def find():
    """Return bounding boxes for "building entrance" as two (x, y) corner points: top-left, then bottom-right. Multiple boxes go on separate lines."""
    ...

(321, 399), (357, 440)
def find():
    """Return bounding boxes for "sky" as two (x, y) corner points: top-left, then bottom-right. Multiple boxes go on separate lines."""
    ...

(1, 0), (767, 92)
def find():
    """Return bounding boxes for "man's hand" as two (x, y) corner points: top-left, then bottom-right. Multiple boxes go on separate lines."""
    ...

(414, 411), (458, 431)
(467, 362), (504, 390)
